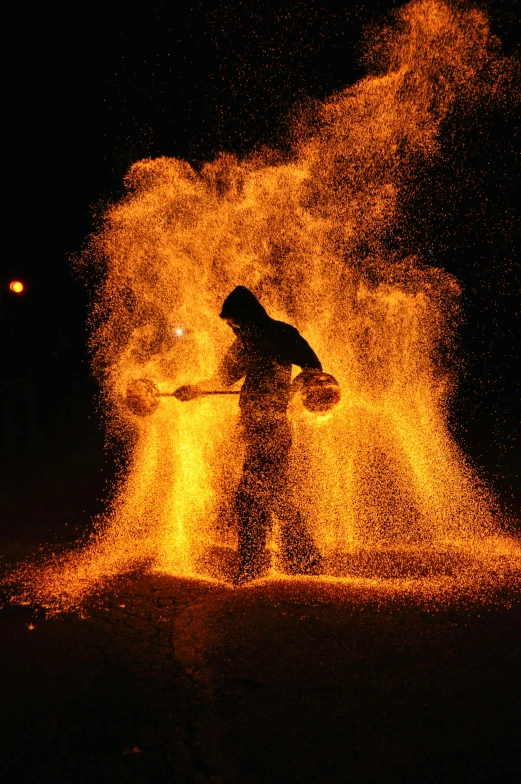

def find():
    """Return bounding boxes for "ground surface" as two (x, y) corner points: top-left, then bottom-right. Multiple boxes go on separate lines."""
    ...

(2, 572), (521, 783)
(1, 422), (521, 783)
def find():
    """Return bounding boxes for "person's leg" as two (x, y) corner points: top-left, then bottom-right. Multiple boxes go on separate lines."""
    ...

(271, 423), (322, 575)
(235, 485), (270, 581)
(234, 427), (272, 582)
(277, 506), (322, 574)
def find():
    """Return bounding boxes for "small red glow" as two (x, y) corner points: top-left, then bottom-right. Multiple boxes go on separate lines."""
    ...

(10, 280), (24, 294)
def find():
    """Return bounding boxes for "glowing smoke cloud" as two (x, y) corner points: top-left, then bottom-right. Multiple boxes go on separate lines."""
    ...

(16, 0), (521, 609)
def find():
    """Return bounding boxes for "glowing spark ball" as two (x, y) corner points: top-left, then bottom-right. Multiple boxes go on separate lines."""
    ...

(14, 0), (521, 611)
(9, 280), (24, 293)
(126, 378), (161, 416)
(293, 372), (341, 413)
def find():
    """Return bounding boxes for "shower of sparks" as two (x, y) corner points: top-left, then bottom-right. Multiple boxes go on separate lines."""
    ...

(10, 0), (521, 612)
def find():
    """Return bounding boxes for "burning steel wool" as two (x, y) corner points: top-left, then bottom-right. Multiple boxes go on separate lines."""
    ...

(14, 0), (521, 609)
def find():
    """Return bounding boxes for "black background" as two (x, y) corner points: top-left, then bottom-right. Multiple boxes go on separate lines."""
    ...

(3, 0), (520, 516)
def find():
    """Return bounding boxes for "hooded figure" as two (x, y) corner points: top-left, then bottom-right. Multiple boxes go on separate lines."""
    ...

(218, 286), (322, 424)
(176, 286), (322, 583)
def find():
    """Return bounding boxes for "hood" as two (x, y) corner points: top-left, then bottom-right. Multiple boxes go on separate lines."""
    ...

(219, 286), (269, 325)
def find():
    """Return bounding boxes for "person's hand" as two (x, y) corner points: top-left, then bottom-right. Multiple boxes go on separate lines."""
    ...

(173, 384), (203, 402)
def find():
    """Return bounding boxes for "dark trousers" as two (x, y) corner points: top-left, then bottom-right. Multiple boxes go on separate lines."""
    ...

(235, 418), (319, 578)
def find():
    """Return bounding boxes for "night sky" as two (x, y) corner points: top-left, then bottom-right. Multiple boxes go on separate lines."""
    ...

(5, 0), (520, 513)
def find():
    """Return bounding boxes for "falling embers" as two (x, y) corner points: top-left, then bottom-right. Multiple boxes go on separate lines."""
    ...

(10, 0), (521, 611)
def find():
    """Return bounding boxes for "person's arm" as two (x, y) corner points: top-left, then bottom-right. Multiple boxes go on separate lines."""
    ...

(215, 339), (247, 386)
(174, 340), (246, 400)
(284, 327), (322, 371)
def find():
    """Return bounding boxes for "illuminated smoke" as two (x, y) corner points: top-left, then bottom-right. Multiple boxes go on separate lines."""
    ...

(14, 0), (521, 609)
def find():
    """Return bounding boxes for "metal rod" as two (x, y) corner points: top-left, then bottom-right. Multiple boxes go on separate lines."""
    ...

(200, 391), (241, 395)
(159, 390), (240, 397)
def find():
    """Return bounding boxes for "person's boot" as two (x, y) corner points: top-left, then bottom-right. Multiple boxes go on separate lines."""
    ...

(232, 548), (270, 586)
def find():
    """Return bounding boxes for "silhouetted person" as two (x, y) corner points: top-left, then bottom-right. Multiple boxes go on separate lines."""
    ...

(177, 286), (322, 583)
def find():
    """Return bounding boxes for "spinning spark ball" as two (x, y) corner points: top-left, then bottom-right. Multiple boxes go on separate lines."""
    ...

(126, 378), (161, 416)
(294, 372), (341, 414)
(14, 0), (521, 611)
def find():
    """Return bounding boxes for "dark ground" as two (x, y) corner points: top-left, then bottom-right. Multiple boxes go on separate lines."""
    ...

(1, 394), (521, 783)
(2, 573), (521, 784)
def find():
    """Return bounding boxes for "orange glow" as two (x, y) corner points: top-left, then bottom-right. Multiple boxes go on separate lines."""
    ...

(10, 0), (521, 612)
(9, 280), (24, 293)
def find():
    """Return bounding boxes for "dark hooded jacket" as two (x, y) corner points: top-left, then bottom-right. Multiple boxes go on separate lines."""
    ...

(218, 286), (321, 422)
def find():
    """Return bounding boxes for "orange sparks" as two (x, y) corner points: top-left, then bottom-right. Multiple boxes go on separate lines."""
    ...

(11, 0), (521, 611)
